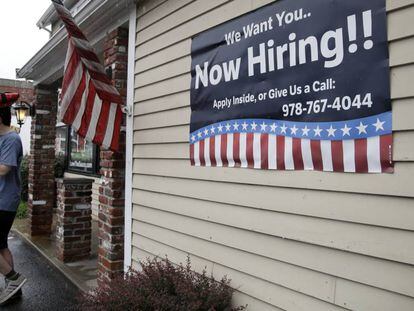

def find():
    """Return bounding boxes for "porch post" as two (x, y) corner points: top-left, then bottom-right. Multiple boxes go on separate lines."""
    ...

(28, 85), (58, 236)
(97, 27), (128, 286)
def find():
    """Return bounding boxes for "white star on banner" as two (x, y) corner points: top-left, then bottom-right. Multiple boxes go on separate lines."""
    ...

(290, 125), (298, 135)
(233, 122), (240, 131)
(372, 118), (385, 132)
(341, 124), (351, 136)
(251, 122), (258, 130)
(302, 126), (310, 136)
(280, 124), (287, 134)
(225, 123), (231, 131)
(191, 135), (196, 142)
(218, 124), (224, 132)
(260, 122), (267, 132)
(204, 128), (209, 136)
(210, 126), (216, 134)
(270, 123), (277, 132)
(314, 125), (322, 137)
(356, 122), (368, 134)
(327, 125), (336, 137)
(197, 132), (202, 138)
(242, 122), (249, 130)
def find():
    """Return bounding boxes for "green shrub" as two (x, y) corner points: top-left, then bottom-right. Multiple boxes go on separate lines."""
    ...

(77, 257), (246, 311)
(20, 155), (29, 202)
(16, 201), (28, 219)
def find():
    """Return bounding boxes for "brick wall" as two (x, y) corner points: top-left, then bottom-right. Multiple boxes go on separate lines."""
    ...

(56, 178), (93, 263)
(28, 85), (57, 236)
(97, 27), (128, 286)
(0, 79), (34, 103)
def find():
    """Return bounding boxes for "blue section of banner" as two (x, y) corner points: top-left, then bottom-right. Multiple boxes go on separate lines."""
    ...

(190, 112), (391, 144)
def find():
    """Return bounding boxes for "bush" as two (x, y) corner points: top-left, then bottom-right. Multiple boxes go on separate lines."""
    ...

(16, 201), (28, 219)
(20, 155), (29, 202)
(77, 257), (246, 311)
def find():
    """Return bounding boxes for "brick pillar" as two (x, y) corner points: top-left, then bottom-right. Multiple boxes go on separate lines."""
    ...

(28, 85), (57, 236)
(56, 178), (93, 263)
(97, 27), (127, 286)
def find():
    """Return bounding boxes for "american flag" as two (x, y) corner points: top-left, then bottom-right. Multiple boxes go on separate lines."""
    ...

(52, 0), (124, 152)
(190, 112), (393, 173)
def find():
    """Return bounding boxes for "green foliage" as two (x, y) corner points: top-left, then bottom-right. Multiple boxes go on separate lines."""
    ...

(77, 257), (246, 311)
(16, 201), (27, 219)
(20, 155), (29, 202)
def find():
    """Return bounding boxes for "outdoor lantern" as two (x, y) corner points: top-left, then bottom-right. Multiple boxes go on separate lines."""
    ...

(12, 101), (35, 128)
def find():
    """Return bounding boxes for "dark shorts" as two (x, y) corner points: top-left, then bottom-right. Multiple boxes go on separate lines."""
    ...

(0, 211), (16, 249)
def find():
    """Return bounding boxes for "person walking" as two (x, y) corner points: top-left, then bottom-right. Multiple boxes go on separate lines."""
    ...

(0, 93), (27, 305)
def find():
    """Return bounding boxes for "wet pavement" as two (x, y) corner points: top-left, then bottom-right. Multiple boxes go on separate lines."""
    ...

(1, 232), (80, 310)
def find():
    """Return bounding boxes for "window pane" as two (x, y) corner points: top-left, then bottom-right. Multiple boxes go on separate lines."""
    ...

(69, 128), (94, 173)
(55, 126), (67, 157)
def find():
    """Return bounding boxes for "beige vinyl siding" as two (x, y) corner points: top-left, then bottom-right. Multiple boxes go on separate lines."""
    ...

(132, 1), (414, 310)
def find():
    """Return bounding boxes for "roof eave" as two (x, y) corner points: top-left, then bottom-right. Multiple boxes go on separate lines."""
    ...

(17, 0), (133, 84)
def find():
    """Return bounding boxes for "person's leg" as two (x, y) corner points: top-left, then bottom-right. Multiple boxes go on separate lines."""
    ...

(0, 249), (13, 269)
(0, 252), (12, 276)
(0, 211), (13, 276)
(0, 211), (26, 305)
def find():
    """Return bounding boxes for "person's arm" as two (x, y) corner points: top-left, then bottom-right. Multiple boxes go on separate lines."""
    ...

(0, 164), (11, 176)
(0, 135), (21, 176)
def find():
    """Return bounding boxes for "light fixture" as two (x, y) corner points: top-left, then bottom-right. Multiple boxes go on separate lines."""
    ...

(12, 101), (35, 128)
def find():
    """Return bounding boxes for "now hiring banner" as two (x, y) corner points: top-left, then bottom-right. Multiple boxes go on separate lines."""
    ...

(189, 0), (392, 173)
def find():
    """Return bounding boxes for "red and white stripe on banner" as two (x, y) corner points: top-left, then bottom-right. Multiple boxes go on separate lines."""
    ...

(190, 133), (393, 173)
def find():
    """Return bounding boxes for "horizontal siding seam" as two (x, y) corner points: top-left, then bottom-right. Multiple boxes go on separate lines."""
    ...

(132, 218), (414, 299)
(134, 87), (189, 104)
(134, 104), (190, 117)
(132, 231), (345, 308)
(132, 204), (414, 269)
(136, 0), (232, 49)
(137, 0), (168, 19)
(133, 229), (411, 309)
(130, 185), (414, 232)
(135, 72), (188, 90)
(135, 53), (190, 75)
(130, 165), (414, 198)
(135, 37), (188, 61)
(387, 3), (414, 13)
(137, 0), (195, 34)
(135, 2), (413, 59)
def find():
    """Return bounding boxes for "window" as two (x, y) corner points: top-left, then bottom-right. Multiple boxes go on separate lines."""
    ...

(55, 125), (100, 175)
(55, 125), (68, 157)
(68, 127), (100, 174)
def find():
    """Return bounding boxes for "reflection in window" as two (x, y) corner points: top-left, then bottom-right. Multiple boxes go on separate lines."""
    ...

(69, 128), (94, 173)
(55, 126), (68, 157)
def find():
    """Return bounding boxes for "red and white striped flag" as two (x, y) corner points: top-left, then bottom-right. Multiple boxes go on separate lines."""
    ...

(52, 0), (124, 151)
(190, 114), (394, 173)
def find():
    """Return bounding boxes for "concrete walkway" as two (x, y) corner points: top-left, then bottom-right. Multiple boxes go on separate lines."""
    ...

(1, 232), (79, 310)
(12, 217), (98, 292)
